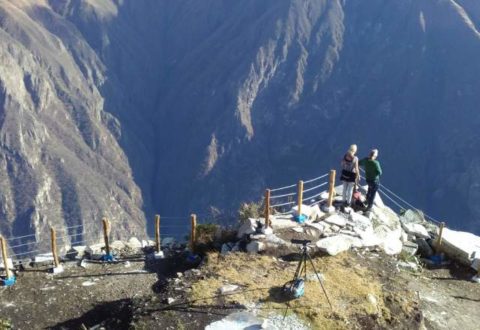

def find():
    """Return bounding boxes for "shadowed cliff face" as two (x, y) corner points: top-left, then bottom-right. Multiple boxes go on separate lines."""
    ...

(1, 0), (480, 241)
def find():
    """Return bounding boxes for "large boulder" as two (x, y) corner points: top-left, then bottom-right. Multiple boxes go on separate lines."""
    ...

(324, 214), (347, 227)
(372, 206), (401, 231)
(403, 223), (430, 239)
(237, 218), (258, 238)
(316, 235), (361, 256)
(399, 209), (425, 225)
(434, 228), (480, 265)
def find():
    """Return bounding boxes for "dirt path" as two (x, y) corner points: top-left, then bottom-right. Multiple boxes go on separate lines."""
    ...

(405, 264), (480, 330)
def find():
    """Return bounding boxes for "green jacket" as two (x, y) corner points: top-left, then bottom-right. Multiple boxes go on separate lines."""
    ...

(359, 158), (382, 182)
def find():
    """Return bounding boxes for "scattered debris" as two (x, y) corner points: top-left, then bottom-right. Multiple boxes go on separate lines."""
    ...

(219, 284), (239, 294)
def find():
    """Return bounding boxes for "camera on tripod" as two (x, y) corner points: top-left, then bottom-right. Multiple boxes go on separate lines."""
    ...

(290, 239), (312, 245)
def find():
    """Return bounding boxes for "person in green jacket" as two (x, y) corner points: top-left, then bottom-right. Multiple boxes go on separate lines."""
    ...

(358, 149), (382, 211)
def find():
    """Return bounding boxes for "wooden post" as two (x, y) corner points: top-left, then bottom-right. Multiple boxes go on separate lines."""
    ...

(437, 222), (445, 249)
(190, 214), (197, 253)
(327, 170), (336, 208)
(102, 217), (111, 256)
(265, 189), (271, 228)
(0, 236), (11, 280)
(155, 214), (161, 253)
(297, 180), (304, 216)
(50, 227), (60, 268)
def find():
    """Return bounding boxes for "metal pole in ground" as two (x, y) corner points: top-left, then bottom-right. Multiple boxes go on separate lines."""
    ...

(0, 236), (15, 286)
(265, 189), (271, 228)
(155, 214), (161, 253)
(327, 170), (336, 209)
(437, 222), (445, 249)
(101, 217), (114, 261)
(50, 227), (64, 274)
(295, 181), (305, 222)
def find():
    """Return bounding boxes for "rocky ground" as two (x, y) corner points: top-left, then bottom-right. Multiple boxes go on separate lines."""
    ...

(1, 241), (479, 330)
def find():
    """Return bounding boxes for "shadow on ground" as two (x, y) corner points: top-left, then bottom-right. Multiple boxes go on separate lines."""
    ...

(50, 298), (134, 330)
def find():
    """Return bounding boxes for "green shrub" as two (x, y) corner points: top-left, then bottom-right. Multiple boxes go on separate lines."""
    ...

(238, 201), (263, 223)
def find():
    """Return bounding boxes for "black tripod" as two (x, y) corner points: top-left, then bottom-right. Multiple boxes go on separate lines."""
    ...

(285, 240), (333, 312)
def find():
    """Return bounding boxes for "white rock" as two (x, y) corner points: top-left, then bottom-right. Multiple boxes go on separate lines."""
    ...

(82, 281), (96, 287)
(397, 261), (419, 272)
(309, 204), (324, 220)
(402, 241), (419, 257)
(472, 275), (480, 283)
(34, 253), (54, 263)
(439, 229), (480, 265)
(219, 284), (239, 294)
(292, 227), (304, 233)
(52, 265), (64, 274)
(0, 258), (14, 269)
(399, 209), (425, 225)
(320, 191), (330, 200)
(66, 245), (86, 259)
(262, 227), (273, 235)
(321, 205), (336, 213)
(316, 235), (355, 255)
(270, 216), (298, 230)
(324, 214), (347, 227)
(206, 312), (263, 330)
(471, 257), (480, 271)
(110, 240), (126, 250)
(80, 259), (89, 268)
(237, 218), (258, 238)
(126, 237), (142, 250)
(306, 222), (326, 232)
(124, 261), (131, 268)
(154, 251), (165, 259)
(167, 297), (175, 305)
(246, 241), (265, 253)
(403, 223), (430, 239)
(86, 243), (104, 255)
(381, 237), (403, 255)
(251, 234), (266, 240)
(400, 230), (409, 243)
(367, 293), (378, 309)
(292, 204), (314, 218)
(372, 206), (401, 231)
(265, 234), (287, 245)
(349, 212), (372, 231)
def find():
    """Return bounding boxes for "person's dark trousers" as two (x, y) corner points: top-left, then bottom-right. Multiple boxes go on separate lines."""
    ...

(366, 180), (379, 210)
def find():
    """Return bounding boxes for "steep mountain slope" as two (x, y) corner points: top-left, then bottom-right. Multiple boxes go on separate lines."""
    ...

(0, 0), (145, 247)
(1, 0), (479, 243)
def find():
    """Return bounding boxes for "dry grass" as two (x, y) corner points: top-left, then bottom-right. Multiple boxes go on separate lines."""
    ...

(189, 252), (389, 329)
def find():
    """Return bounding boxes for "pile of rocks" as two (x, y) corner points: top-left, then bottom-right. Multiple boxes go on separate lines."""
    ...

(233, 186), (444, 270)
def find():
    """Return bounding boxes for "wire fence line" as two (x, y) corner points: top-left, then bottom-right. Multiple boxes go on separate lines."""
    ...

(1, 167), (446, 261)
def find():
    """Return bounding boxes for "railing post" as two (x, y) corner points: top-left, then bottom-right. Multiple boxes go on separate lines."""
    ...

(437, 222), (445, 249)
(190, 214), (197, 253)
(297, 180), (304, 216)
(0, 236), (11, 280)
(50, 227), (60, 268)
(327, 170), (336, 208)
(265, 189), (271, 228)
(155, 214), (161, 253)
(102, 217), (111, 256)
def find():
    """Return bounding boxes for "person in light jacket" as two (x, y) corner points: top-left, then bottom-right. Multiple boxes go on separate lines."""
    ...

(340, 144), (360, 208)
(359, 149), (383, 211)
